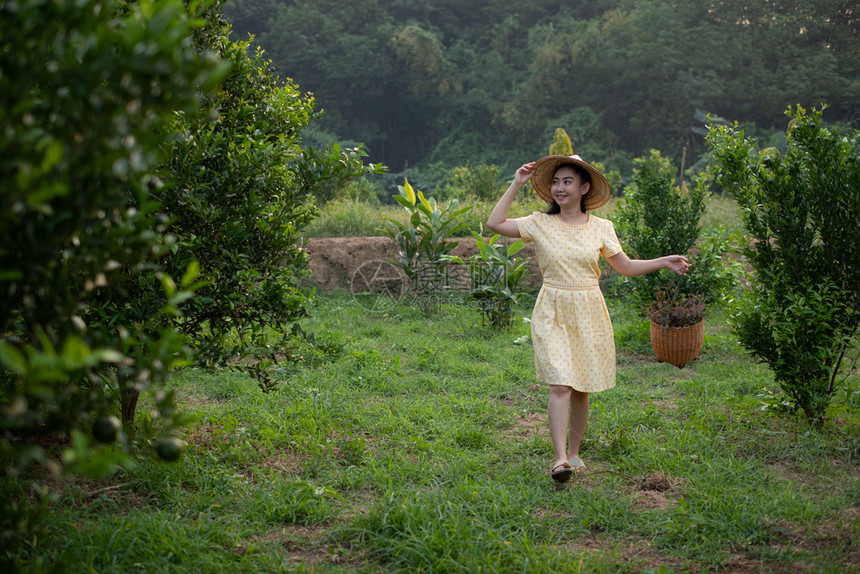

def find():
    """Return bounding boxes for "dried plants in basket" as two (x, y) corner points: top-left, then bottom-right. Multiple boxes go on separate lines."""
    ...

(649, 287), (705, 328)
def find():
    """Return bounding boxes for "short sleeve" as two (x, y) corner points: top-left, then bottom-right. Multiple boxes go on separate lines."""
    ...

(515, 213), (541, 243)
(601, 219), (623, 258)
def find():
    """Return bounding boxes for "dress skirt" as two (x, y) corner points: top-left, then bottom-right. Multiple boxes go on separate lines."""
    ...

(530, 279), (616, 393)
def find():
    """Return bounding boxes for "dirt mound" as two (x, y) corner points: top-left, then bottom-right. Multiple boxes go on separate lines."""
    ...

(303, 236), (540, 292)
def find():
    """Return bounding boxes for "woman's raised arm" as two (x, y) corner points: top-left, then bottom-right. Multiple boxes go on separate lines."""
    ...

(486, 162), (535, 238)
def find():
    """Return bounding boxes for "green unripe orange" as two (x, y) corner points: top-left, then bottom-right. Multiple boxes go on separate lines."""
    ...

(156, 436), (185, 461)
(92, 415), (122, 444)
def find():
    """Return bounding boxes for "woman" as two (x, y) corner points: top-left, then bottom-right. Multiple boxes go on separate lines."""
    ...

(487, 154), (690, 483)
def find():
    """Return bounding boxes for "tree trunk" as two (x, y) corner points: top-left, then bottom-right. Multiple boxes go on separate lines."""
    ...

(120, 386), (139, 428)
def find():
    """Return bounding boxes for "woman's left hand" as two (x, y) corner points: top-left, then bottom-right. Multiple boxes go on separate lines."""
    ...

(665, 255), (691, 275)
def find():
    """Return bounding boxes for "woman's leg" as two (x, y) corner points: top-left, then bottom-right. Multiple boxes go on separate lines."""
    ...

(548, 385), (572, 468)
(567, 390), (589, 461)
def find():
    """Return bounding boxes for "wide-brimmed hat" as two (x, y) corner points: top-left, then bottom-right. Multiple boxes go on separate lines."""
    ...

(531, 154), (612, 210)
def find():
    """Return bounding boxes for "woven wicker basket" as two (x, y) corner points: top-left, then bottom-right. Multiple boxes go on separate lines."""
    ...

(649, 320), (704, 368)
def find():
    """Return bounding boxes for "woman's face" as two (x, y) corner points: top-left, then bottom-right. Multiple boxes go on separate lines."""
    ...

(551, 166), (590, 208)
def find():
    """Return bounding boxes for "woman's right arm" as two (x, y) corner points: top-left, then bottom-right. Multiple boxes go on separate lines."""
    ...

(486, 162), (535, 238)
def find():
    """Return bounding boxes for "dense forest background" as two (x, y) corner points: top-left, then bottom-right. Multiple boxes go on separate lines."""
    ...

(223, 0), (859, 186)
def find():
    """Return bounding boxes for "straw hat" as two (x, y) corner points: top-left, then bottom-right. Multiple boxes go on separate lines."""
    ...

(531, 154), (612, 210)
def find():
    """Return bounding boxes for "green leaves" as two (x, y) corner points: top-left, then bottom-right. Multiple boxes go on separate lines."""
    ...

(226, 0), (858, 175)
(155, 19), (382, 390)
(1, 0), (215, 421)
(466, 233), (530, 328)
(382, 180), (472, 315)
(614, 149), (717, 304)
(0, 342), (28, 377)
(403, 179), (417, 205)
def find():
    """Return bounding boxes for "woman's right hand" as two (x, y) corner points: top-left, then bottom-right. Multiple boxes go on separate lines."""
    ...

(487, 161), (534, 238)
(513, 162), (536, 186)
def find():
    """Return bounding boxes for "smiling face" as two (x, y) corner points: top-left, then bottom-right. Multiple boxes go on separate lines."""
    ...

(551, 165), (591, 209)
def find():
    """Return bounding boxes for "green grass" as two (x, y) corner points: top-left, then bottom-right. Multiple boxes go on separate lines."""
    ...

(6, 293), (859, 572)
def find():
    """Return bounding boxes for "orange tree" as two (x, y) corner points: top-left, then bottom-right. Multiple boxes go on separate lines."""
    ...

(0, 0), (381, 554)
(0, 0), (224, 463)
(707, 106), (860, 425)
(0, 0), (225, 552)
(149, 2), (383, 393)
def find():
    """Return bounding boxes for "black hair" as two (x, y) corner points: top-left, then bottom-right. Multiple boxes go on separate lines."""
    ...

(544, 162), (591, 214)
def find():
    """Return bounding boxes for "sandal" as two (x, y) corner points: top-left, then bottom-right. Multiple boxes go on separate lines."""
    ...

(551, 462), (573, 483)
(568, 456), (586, 472)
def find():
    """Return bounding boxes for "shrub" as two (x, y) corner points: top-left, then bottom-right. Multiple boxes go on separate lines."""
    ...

(434, 162), (506, 201)
(0, 0), (226, 552)
(0, 0), (221, 469)
(154, 8), (382, 388)
(707, 105), (860, 425)
(614, 149), (740, 311)
(459, 234), (530, 328)
(614, 150), (708, 302)
(381, 180), (470, 315)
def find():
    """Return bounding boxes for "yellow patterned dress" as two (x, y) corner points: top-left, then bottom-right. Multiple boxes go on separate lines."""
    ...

(516, 212), (623, 392)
